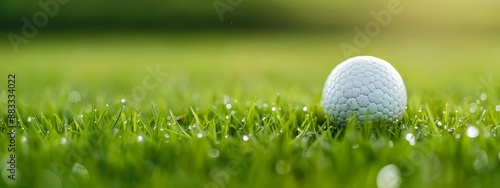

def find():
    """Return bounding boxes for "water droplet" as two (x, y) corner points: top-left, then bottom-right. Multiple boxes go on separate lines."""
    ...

(208, 149), (220, 158)
(27, 117), (32, 122)
(225, 104), (232, 109)
(22, 136), (27, 143)
(242, 135), (249, 141)
(436, 121), (442, 126)
(455, 133), (461, 139)
(275, 160), (291, 175)
(496, 105), (500, 112)
(376, 164), (402, 188)
(137, 135), (143, 142)
(388, 140), (394, 147)
(263, 103), (268, 108)
(272, 107), (276, 111)
(469, 103), (477, 113)
(473, 150), (488, 173)
(466, 126), (479, 138)
(61, 138), (67, 144)
(405, 133), (416, 146)
(121, 98), (126, 103)
(352, 144), (360, 149)
(231, 110), (236, 115)
(197, 133), (203, 138)
(303, 107), (308, 112)
(481, 93), (487, 101)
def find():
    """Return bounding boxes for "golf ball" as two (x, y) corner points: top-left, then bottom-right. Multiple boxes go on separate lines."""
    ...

(322, 56), (407, 124)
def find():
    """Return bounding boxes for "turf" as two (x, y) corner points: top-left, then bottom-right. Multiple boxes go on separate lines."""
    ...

(1, 31), (500, 187)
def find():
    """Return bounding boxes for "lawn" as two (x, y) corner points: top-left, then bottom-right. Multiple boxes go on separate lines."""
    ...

(1, 31), (500, 187)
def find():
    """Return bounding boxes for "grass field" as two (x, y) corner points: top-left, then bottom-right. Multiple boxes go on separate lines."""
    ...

(1, 31), (500, 187)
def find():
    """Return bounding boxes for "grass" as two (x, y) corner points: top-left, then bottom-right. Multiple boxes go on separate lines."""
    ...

(1, 31), (500, 187)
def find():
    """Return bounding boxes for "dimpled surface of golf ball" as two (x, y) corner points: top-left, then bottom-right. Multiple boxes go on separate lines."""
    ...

(322, 56), (407, 124)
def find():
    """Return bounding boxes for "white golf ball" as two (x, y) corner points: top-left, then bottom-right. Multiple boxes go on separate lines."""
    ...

(322, 56), (407, 124)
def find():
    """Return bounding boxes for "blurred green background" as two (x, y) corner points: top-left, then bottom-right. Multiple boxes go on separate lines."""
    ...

(1, 0), (500, 109)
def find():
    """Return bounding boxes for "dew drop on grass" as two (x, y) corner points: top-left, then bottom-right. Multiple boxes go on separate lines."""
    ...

(496, 105), (500, 112)
(27, 117), (32, 123)
(208, 149), (220, 158)
(436, 121), (442, 126)
(405, 133), (416, 146)
(61, 138), (67, 145)
(272, 107), (276, 111)
(197, 133), (203, 138)
(376, 164), (402, 188)
(121, 98), (126, 103)
(275, 160), (291, 175)
(481, 93), (487, 101)
(466, 126), (479, 138)
(242, 135), (249, 141)
(22, 136), (27, 143)
(352, 144), (359, 149)
(137, 135), (143, 142)
(469, 103), (478, 113)
(388, 140), (394, 147)
(455, 133), (461, 139)
(225, 104), (232, 109)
